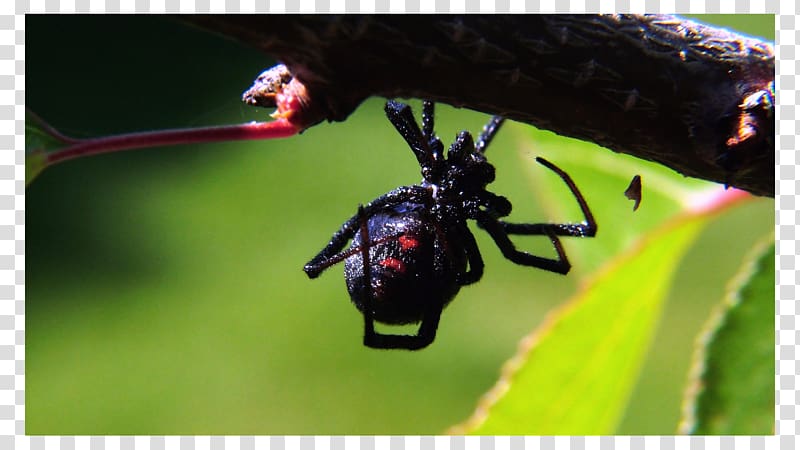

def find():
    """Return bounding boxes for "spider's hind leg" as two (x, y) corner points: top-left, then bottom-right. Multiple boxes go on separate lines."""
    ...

(362, 311), (442, 350)
(356, 205), (442, 350)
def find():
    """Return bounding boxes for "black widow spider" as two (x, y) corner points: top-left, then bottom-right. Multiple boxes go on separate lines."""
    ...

(304, 100), (597, 350)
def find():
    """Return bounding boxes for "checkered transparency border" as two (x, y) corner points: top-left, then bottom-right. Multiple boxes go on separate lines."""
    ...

(4, 1), (793, 449)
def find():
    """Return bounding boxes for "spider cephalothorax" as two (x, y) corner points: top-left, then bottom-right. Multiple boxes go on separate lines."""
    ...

(304, 100), (596, 350)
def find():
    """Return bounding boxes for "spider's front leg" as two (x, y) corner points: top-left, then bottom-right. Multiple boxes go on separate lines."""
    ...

(478, 213), (572, 275)
(499, 157), (597, 239)
(385, 100), (431, 166)
(475, 157), (596, 275)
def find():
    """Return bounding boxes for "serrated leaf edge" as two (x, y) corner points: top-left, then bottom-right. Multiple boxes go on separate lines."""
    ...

(677, 233), (775, 435)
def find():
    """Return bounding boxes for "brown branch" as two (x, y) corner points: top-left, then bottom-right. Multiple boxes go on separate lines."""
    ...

(187, 15), (775, 197)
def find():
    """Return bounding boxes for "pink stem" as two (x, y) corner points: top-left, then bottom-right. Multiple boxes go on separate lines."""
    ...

(46, 119), (300, 165)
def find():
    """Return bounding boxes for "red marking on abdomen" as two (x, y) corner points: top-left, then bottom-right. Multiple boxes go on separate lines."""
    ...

(379, 257), (406, 273)
(398, 235), (420, 251)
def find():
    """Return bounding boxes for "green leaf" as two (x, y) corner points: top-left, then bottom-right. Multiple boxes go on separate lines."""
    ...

(680, 238), (775, 435)
(26, 109), (67, 185)
(451, 194), (747, 435)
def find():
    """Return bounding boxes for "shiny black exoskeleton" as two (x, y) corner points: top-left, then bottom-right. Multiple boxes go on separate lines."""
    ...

(342, 204), (464, 327)
(304, 100), (597, 350)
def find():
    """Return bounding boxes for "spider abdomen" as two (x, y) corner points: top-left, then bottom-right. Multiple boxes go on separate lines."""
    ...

(344, 203), (465, 325)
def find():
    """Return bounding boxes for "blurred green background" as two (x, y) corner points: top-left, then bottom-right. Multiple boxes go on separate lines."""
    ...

(26, 16), (774, 434)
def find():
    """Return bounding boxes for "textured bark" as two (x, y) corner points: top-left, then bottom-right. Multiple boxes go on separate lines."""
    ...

(188, 15), (775, 197)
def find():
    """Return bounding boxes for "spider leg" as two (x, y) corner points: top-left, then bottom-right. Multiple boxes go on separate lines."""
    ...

(501, 221), (595, 238)
(475, 116), (505, 154)
(385, 100), (432, 166)
(478, 212), (572, 274)
(303, 186), (429, 278)
(363, 307), (442, 350)
(505, 157), (597, 238)
(476, 191), (513, 218)
(475, 157), (596, 275)
(427, 219), (483, 286)
(422, 100), (434, 139)
(303, 211), (363, 278)
(457, 225), (484, 285)
(357, 205), (378, 346)
(422, 100), (445, 162)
